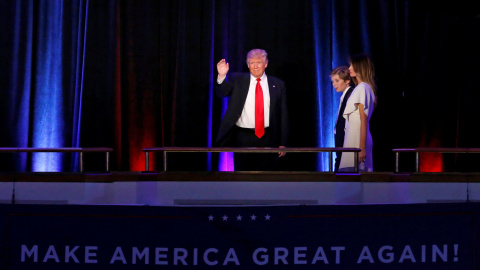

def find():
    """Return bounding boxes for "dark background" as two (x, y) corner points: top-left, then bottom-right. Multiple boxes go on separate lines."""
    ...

(0, 0), (479, 172)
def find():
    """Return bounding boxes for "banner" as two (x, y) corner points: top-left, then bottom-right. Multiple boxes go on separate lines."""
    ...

(0, 203), (478, 269)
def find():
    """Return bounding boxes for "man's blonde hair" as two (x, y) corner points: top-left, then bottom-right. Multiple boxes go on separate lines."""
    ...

(246, 49), (268, 64)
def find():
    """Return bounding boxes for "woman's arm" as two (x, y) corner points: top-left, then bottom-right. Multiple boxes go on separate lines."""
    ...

(358, 103), (368, 162)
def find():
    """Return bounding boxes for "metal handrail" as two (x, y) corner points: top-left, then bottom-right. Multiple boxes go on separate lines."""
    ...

(142, 147), (361, 172)
(393, 148), (480, 172)
(0, 147), (113, 172)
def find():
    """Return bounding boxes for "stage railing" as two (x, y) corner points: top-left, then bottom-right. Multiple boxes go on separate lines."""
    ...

(393, 148), (480, 173)
(142, 147), (361, 172)
(0, 147), (113, 172)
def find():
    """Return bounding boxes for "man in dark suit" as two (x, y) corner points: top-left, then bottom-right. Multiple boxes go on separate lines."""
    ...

(215, 49), (288, 171)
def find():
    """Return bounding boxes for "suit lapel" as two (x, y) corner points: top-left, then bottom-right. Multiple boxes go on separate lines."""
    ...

(267, 75), (277, 123)
(267, 76), (277, 97)
(238, 74), (251, 104)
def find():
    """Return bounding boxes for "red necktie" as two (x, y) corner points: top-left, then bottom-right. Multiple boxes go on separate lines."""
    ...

(255, 78), (264, 138)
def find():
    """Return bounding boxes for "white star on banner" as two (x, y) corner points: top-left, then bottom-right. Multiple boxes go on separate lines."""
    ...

(209, 214), (272, 222)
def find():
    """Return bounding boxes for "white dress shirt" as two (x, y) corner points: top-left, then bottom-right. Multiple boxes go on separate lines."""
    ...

(218, 73), (270, 128)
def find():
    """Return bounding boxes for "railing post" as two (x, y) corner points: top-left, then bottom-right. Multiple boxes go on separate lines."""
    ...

(79, 152), (84, 173)
(354, 151), (358, 172)
(328, 151), (333, 172)
(395, 151), (399, 173)
(163, 151), (167, 172)
(106, 152), (110, 172)
(145, 152), (149, 171)
(415, 152), (419, 172)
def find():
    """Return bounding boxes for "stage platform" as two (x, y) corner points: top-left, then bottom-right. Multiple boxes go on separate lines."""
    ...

(1, 171), (480, 206)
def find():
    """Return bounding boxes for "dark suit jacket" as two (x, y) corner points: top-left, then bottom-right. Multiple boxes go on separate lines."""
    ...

(215, 72), (288, 147)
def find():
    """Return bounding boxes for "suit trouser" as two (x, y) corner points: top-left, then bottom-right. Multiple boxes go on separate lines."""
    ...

(231, 126), (277, 171)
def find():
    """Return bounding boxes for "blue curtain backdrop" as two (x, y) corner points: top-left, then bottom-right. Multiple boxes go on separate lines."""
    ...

(0, 0), (478, 172)
(0, 0), (88, 171)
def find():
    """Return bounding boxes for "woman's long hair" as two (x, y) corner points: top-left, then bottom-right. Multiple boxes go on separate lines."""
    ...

(349, 53), (376, 94)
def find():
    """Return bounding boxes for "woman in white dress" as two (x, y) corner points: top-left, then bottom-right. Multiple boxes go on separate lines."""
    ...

(339, 54), (376, 172)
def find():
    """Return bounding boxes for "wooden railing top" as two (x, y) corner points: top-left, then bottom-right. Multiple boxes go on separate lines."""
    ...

(142, 147), (361, 153)
(0, 147), (113, 153)
(393, 148), (480, 153)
